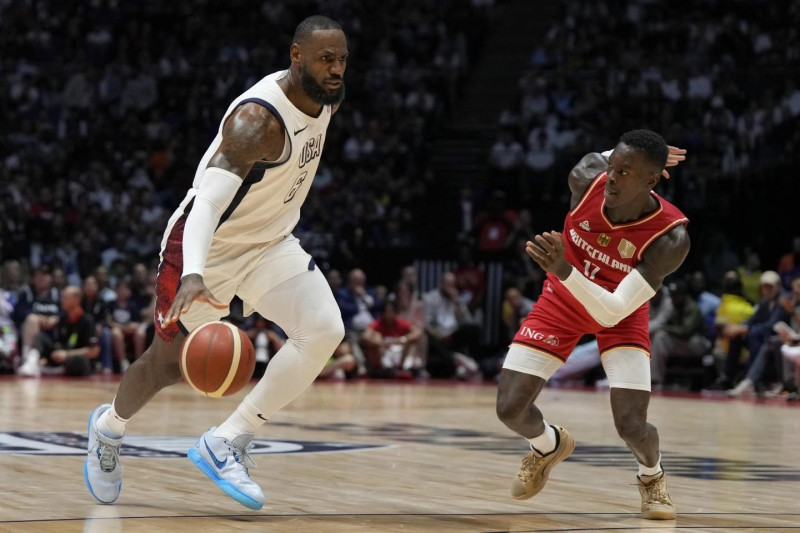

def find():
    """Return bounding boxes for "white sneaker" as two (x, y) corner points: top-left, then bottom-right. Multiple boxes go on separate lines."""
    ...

(84, 404), (124, 503)
(727, 378), (755, 397)
(16, 354), (41, 378)
(188, 428), (265, 510)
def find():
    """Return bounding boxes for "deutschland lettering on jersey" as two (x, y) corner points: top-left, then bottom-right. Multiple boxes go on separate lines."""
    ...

(554, 171), (688, 296)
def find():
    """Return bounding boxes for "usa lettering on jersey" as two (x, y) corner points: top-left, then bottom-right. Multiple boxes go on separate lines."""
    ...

(299, 134), (323, 169)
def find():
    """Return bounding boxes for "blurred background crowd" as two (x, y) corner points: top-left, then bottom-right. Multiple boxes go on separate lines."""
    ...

(1, 0), (798, 399)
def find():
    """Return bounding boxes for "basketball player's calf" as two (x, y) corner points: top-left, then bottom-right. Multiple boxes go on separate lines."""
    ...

(611, 388), (675, 520)
(496, 369), (576, 500)
(84, 334), (184, 504)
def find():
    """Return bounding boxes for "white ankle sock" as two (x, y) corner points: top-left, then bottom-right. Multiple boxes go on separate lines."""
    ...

(96, 400), (128, 438)
(527, 422), (557, 455)
(214, 397), (265, 441)
(638, 453), (663, 477)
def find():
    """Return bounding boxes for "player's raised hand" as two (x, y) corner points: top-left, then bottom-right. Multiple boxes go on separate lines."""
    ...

(164, 273), (228, 325)
(661, 146), (687, 179)
(525, 231), (572, 280)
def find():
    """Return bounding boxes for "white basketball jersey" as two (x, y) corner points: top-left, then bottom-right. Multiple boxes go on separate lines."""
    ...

(166, 70), (331, 245)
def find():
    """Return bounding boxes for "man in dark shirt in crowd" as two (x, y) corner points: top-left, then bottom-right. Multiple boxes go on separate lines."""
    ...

(82, 276), (113, 373)
(16, 266), (62, 376)
(649, 280), (710, 386)
(22, 286), (99, 376)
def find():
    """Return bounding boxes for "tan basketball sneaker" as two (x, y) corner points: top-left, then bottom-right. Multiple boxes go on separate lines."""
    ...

(510, 425), (575, 500)
(637, 472), (676, 519)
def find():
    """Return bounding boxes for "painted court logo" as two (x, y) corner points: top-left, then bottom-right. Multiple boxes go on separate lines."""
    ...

(0, 432), (390, 458)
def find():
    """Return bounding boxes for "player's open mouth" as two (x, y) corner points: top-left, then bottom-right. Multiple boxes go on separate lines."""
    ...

(604, 188), (618, 197)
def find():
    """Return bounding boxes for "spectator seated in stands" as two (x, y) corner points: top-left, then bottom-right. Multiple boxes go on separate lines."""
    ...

(362, 299), (424, 379)
(705, 270), (755, 391)
(778, 236), (800, 286)
(687, 270), (721, 338)
(737, 251), (763, 304)
(422, 272), (481, 380)
(17, 286), (99, 377)
(453, 246), (487, 322)
(773, 302), (800, 401)
(650, 280), (711, 388)
(16, 266), (62, 376)
(730, 275), (800, 397)
(335, 268), (380, 338)
(723, 271), (789, 396)
(395, 265), (425, 327)
(108, 280), (142, 373)
(81, 275), (113, 374)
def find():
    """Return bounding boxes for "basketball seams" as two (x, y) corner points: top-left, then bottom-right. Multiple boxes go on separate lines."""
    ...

(209, 322), (242, 398)
(202, 325), (220, 397)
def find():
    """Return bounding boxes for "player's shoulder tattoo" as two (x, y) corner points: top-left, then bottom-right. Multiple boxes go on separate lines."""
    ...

(220, 103), (284, 164)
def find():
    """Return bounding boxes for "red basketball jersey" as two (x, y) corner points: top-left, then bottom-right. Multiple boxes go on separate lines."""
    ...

(547, 171), (688, 319)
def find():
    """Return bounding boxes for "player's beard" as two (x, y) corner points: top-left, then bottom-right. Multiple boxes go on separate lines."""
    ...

(300, 64), (345, 105)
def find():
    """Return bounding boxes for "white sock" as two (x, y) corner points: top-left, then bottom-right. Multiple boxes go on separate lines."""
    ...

(214, 397), (265, 441)
(638, 453), (663, 477)
(527, 422), (557, 455)
(96, 400), (128, 438)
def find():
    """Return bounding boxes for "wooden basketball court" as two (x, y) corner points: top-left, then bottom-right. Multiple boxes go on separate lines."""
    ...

(1, 377), (798, 532)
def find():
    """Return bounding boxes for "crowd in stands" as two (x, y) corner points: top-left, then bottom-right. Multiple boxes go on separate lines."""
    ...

(0, 0), (490, 282)
(1, 0), (798, 401)
(488, 0), (800, 284)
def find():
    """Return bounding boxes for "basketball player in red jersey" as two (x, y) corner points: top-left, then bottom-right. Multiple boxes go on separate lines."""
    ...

(495, 130), (689, 520)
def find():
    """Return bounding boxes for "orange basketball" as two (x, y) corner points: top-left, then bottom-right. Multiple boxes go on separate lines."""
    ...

(179, 321), (255, 398)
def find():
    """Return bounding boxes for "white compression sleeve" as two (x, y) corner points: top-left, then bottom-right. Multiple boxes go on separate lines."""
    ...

(181, 167), (242, 277)
(560, 267), (656, 328)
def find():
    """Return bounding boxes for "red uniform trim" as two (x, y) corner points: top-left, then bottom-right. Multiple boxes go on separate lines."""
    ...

(636, 217), (689, 261)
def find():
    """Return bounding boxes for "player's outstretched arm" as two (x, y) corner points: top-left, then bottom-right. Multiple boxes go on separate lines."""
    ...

(568, 153), (608, 208)
(526, 227), (690, 328)
(164, 104), (284, 325)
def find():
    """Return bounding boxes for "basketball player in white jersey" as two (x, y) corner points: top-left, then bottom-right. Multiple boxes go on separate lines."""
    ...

(84, 16), (348, 510)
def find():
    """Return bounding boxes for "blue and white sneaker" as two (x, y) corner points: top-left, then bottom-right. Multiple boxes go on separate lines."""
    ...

(188, 428), (265, 510)
(84, 404), (123, 504)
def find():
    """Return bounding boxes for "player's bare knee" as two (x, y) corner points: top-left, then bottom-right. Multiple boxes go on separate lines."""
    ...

(496, 388), (530, 424)
(614, 413), (647, 443)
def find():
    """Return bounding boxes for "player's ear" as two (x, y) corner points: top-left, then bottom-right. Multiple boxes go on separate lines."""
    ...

(290, 43), (302, 64)
(646, 171), (660, 190)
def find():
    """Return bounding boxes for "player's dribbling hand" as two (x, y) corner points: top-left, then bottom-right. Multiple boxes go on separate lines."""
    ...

(164, 273), (228, 325)
(526, 232), (572, 280)
(662, 146), (687, 179)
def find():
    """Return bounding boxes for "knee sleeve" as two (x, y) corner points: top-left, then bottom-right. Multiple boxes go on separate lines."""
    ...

(299, 310), (344, 355)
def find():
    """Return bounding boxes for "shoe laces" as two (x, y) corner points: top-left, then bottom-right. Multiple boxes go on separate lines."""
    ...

(640, 476), (670, 504)
(519, 452), (542, 480)
(230, 441), (257, 474)
(96, 440), (119, 473)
